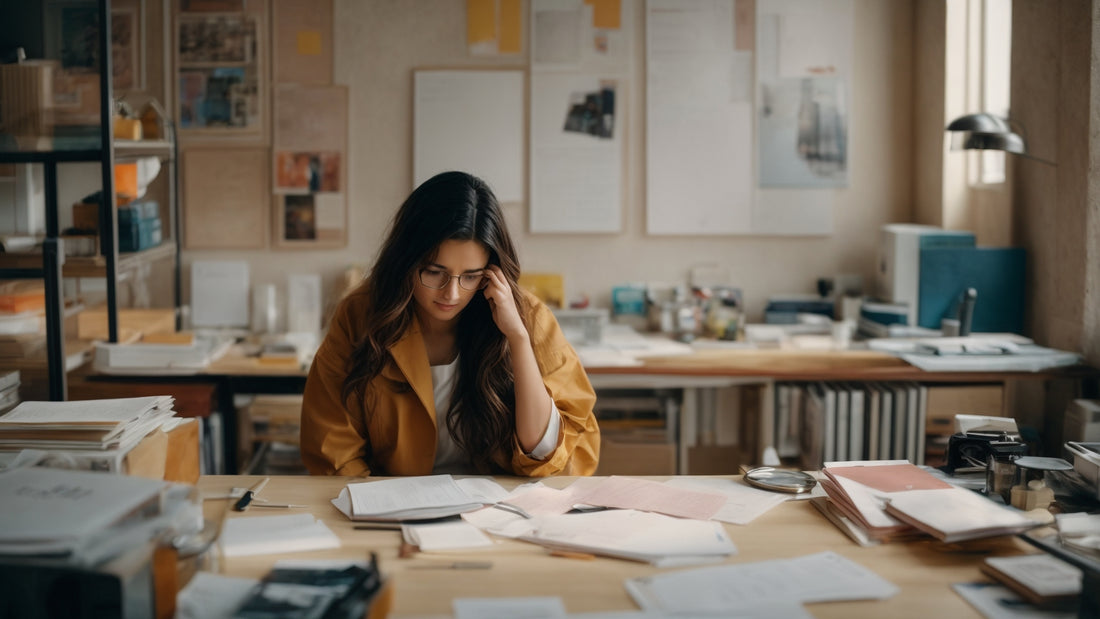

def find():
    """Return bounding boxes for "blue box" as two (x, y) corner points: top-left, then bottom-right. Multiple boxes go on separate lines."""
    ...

(117, 200), (162, 252)
(917, 247), (1026, 333)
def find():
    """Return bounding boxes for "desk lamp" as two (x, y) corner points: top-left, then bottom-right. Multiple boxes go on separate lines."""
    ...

(944, 113), (1054, 165)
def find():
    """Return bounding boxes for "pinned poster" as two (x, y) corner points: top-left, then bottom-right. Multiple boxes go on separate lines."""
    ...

(467, 0), (522, 55)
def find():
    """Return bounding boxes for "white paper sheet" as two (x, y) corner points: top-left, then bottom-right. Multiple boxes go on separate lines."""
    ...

(191, 260), (250, 328)
(454, 596), (567, 619)
(413, 70), (524, 203)
(403, 519), (495, 551)
(219, 513), (341, 558)
(663, 477), (790, 525)
(625, 551), (898, 613)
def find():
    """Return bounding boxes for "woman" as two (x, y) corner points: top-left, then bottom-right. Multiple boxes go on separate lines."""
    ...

(300, 171), (600, 477)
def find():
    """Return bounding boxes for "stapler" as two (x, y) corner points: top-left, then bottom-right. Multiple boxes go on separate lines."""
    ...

(944, 414), (1028, 474)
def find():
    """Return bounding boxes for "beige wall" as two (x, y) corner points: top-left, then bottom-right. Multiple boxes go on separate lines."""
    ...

(1011, 0), (1097, 365)
(176, 0), (915, 324)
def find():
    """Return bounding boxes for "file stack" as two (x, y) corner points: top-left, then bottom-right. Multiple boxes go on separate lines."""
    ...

(0, 395), (180, 475)
(814, 461), (1040, 544)
(0, 465), (202, 615)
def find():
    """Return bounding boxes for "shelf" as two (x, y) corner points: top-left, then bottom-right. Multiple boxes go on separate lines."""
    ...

(115, 139), (174, 161)
(0, 242), (176, 278)
(0, 136), (173, 163)
(63, 242), (177, 278)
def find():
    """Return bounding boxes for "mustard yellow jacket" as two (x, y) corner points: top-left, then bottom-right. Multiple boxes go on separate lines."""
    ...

(299, 285), (600, 477)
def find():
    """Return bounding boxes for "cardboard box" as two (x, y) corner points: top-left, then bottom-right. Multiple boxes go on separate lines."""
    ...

(596, 432), (676, 476)
(686, 444), (740, 475)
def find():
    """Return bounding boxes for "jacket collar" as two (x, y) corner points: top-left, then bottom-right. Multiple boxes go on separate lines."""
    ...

(385, 314), (437, 424)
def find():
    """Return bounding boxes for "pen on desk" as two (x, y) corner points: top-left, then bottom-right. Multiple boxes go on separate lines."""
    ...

(491, 502), (532, 519)
(354, 522), (403, 531)
(233, 477), (270, 512)
(407, 561), (493, 570)
(549, 550), (596, 561)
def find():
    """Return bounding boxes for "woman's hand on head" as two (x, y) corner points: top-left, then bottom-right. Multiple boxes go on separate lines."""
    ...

(482, 265), (528, 342)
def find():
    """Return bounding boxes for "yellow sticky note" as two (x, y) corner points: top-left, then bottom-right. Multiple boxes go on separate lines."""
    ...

(586, 0), (621, 29)
(297, 30), (322, 56)
(518, 273), (565, 309)
(467, 0), (496, 45)
(498, 0), (522, 54)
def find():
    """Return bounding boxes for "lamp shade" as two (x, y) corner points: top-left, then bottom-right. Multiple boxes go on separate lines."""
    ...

(961, 131), (1026, 154)
(945, 113), (1012, 133)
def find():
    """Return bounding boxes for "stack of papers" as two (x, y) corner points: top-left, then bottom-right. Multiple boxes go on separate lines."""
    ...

(816, 461), (935, 542)
(883, 486), (1040, 542)
(519, 508), (736, 567)
(0, 395), (175, 450)
(0, 466), (170, 562)
(331, 475), (508, 522)
(93, 335), (234, 375)
(817, 460), (1040, 543)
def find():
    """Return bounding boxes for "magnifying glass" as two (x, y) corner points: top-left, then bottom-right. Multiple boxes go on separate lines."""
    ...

(743, 467), (818, 494)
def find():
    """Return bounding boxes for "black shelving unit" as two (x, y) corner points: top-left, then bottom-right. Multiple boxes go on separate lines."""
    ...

(0, 0), (180, 400)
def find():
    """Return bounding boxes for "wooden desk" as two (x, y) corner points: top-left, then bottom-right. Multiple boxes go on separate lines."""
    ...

(198, 474), (1030, 618)
(586, 349), (1100, 472)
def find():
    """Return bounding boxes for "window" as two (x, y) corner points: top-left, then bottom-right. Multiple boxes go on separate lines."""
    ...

(968, 0), (1013, 185)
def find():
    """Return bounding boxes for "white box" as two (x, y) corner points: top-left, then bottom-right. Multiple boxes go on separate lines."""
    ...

(1065, 399), (1100, 443)
(875, 224), (975, 325)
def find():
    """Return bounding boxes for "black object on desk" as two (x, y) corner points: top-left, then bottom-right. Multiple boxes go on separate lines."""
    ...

(233, 477), (270, 512)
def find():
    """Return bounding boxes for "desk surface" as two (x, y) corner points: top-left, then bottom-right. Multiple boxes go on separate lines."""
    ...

(198, 475), (1028, 617)
(201, 345), (1098, 384)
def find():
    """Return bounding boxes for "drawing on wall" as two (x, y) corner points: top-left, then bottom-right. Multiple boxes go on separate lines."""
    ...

(283, 194), (316, 240)
(175, 9), (265, 137)
(178, 67), (258, 129)
(271, 84), (348, 248)
(111, 9), (139, 90)
(562, 85), (614, 139)
(756, 5), (851, 189)
(178, 15), (256, 63)
(274, 151), (341, 192)
(758, 76), (847, 187)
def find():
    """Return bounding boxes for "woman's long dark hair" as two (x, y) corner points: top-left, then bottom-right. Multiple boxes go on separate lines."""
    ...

(341, 171), (527, 471)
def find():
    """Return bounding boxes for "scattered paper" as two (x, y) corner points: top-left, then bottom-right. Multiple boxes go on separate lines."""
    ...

(663, 477), (790, 525)
(624, 551), (898, 613)
(403, 519), (495, 551)
(572, 476), (727, 520)
(453, 596), (567, 619)
(220, 513), (341, 558)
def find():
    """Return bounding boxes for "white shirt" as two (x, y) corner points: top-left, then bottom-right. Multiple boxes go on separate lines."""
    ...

(430, 357), (561, 474)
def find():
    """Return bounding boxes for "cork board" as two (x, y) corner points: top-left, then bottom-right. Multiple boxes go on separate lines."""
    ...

(182, 147), (269, 249)
(272, 0), (334, 84)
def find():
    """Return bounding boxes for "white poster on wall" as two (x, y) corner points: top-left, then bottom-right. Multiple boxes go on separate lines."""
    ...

(645, 0), (754, 235)
(413, 70), (525, 203)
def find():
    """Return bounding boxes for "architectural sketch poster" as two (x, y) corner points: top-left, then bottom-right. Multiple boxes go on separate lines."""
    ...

(757, 0), (852, 188)
(529, 72), (623, 233)
(645, 0), (754, 235)
(528, 0), (630, 233)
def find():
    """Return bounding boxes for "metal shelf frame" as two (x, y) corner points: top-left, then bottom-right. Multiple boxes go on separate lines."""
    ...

(0, 0), (180, 400)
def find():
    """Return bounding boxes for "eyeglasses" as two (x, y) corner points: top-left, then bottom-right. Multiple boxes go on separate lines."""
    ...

(418, 268), (487, 291)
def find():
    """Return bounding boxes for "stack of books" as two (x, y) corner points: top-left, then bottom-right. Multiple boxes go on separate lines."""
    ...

(0, 395), (179, 474)
(814, 461), (1041, 545)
